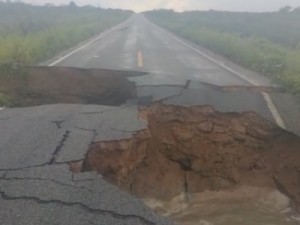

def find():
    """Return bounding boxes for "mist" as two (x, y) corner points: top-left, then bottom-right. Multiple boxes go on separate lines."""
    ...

(18, 0), (300, 12)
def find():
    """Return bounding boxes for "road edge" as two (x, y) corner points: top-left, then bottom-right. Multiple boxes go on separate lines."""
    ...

(45, 16), (134, 67)
(148, 18), (286, 129)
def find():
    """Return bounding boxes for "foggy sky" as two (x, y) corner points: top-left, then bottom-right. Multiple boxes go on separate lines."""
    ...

(21, 0), (300, 12)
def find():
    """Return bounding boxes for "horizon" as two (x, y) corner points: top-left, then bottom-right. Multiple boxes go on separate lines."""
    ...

(2, 0), (299, 13)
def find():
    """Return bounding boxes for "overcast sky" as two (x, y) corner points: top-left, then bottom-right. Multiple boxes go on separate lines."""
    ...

(22, 0), (300, 12)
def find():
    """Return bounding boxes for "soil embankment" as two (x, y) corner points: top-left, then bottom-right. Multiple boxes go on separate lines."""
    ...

(0, 66), (143, 107)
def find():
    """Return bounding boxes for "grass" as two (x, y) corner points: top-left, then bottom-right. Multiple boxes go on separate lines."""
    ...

(146, 11), (300, 95)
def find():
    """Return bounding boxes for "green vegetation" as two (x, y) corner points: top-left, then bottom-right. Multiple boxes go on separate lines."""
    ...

(0, 93), (10, 107)
(0, 1), (132, 106)
(146, 10), (300, 94)
(0, 1), (132, 65)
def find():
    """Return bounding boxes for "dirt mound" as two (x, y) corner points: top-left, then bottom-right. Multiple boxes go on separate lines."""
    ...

(79, 103), (300, 212)
(0, 66), (143, 107)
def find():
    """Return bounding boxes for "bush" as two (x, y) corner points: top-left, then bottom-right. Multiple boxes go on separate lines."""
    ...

(0, 93), (10, 107)
(0, 2), (132, 65)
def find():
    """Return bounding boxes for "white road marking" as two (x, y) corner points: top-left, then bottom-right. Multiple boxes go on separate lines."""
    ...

(48, 19), (132, 66)
(153, 23), (286, 129)
(262, 92), (286, 129)
(48, 34), (106, 66)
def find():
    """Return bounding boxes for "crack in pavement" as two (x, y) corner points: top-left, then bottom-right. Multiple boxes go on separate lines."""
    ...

(138, 82), (287, 109)
(80, 110), (111, 115)
(0, 171), (7, 179)
(153, 88), (185, 103)
(51, 120), (64, 129)
(0, 176), (97, 195)
(74, 127), (97, 132)
(109, 127), (145, 133)
(190, 82), (286, 93)
(79, 106), (129, 115)
(0, 191), (155, 225)
(0, 163), (53, 172)
(137, 84), (185, 88)
(0, 131), (85, 172)
(183, 80), (191, 89)
(136, 83), (187, 104)
(49, 130), (71, 165)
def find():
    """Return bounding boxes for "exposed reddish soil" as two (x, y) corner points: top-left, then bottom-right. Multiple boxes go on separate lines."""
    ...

(0, 66), (142, 107)
(80, 103), (300, 212)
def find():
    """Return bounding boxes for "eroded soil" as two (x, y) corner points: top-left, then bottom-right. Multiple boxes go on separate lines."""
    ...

(3, 66), (299, 223)
(0, 66), (143, 107)
(78, 103), (300, 216)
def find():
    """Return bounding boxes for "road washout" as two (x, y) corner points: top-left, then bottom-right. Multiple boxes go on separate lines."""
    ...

(0, 66), (144, 107)
(2, 66), (300, 224)
(69, 102), (300, 225)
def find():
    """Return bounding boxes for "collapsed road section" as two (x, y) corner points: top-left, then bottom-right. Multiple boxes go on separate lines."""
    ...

(1, 67), (300, 225)
(76, 103), (300, 224)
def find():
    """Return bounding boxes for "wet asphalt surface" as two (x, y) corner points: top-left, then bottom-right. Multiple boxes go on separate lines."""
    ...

(1, 14), (300, 225)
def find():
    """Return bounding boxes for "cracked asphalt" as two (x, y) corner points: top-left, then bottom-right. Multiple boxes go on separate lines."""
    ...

(1, 14), (300, 225)
(0, 105), (170, 225)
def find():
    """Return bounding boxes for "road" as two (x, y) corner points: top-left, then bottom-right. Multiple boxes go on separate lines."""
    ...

(51, 14), (300, 134)
(53, 14), (267, 86)
(1, 14), (300, 225)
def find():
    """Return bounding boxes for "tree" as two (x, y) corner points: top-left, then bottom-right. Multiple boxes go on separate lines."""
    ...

(292, 7), (300, 13)
(69, 1), (77, 8)
(279, 6), (292, 13)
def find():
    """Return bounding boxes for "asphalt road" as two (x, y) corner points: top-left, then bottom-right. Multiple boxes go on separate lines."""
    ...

(53, 14), (264, 86)
(51, 14), (300, 134)
(1, 14), (300, 225)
